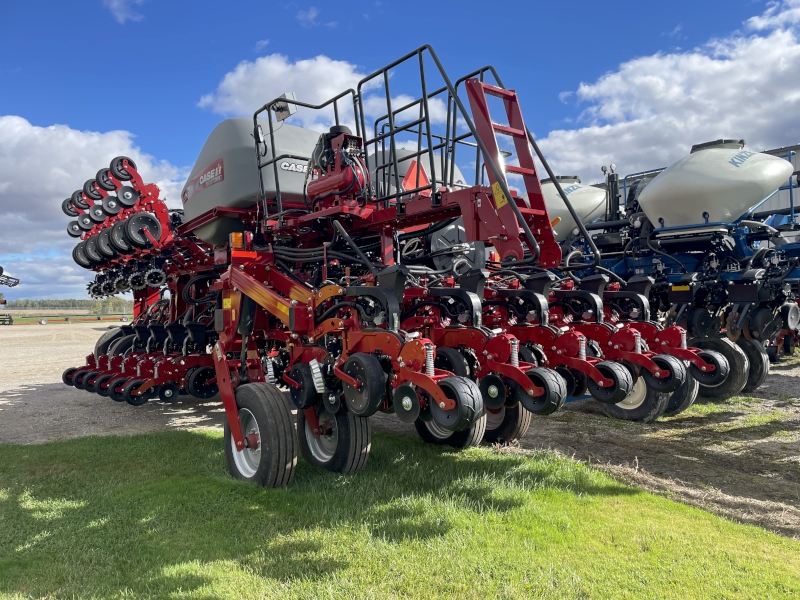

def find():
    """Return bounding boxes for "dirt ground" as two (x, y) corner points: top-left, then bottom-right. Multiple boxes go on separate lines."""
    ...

(1, 322), (798, 538)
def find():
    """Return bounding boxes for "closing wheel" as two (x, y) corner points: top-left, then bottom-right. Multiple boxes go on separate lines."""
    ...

(479, 374), (507, 410)
(288, 363), (319, 409)
(664, 372), (700, 417)
(483, 404), (532, 444)
(62, 198), (79, 217)
(736, 338), (770, 393)
(83, 179), (103, 201)
(94, 373), (115, 397)
(642, 354), (686, 393)
(123, 379), (152, 406)
(71, 189), (90, 210)
(508, 367), (567, 415)
(125, 213), (162, 248)
(766, 345), (781, 363)
(691, 337), (749, 398)
(224, 383), (297, 486)
(187, 366), (219, 398)
(428, 376), (485, 432)
(96, 168), (117, 191)
(83, 371), (102, 393)
(62, 367), (79, 386)
(107, 377), (130, 402)
(587, 361), (634, 404)
(159, 383), (179, 403)
(110, 156), (137, 181)
(392, 384), (421, 423)
(433, 347), (470, 377)
(298, 405), (370, 473)
(72, 369), (92, 390)
(689, 349), (730, 387)
(597, 377), (671, 423)
(342, 353), (386, 417)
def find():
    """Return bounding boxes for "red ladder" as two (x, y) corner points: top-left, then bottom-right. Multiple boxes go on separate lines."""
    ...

(465, 80), (562, 268)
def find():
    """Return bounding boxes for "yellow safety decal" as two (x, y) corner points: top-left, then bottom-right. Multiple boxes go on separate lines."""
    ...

(222, 297), (232, 309)
(671, 285), (691, 291)
(491, 181), (509, 209)
(276, 303), (289, 316)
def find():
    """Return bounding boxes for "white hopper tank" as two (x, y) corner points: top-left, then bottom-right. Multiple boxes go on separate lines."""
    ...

(638, 139), (793, 228)
(540, 177), (606, 241)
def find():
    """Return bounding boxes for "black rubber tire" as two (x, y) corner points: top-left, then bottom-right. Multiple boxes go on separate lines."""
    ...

(298, 406), (370, 473)
(587, 361), (634, 404)
(288, 363), (319, 409)
(110, 156), (137, 181)
(72, 243), (92, 269)
(736, 338), (770, 393)
(62, 367), (79, 386)
(83, 179), (103, 201)
(187, 366), (219, 399)
(514, 367), (567, 415)
(766, 345), (781, 363)
(483, 404), (532, 444)
(414, 412), (487, 448)
(642, 354), (686, 394)
(428, 376), (485, 432)
(97, 230), (119, 259)
(110, 221), (134, 254)
(108, 377), (130, 402)
(83, 371), (102, 393)
(125, 213), (162, 248)
(94, 373), (115, 397)
(88, 204), (107, 223)
(159, 383), (179, 403)
(72, 369), (91, 390)
(62, 198), (79, 217)
(94, 327), (125, 360)
(67, 221), (83, 238)
(84, 237), (103, 263)
(96, 168), (117, 191)
(434, 347), (470, 377)
(598, 377), (671, 423)
(224, 383), (297, 486)
(123, 379), (151, 406)
(71, 189), (91, 210)
(107, 333), (136, 356)
(341, 353), (386, 417)
(692, 337), (749, 399)
(663, 372), (700, 417)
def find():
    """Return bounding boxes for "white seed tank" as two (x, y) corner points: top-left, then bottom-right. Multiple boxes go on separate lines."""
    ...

(638, 140), (793, 228)
(539, 177), (607, 241)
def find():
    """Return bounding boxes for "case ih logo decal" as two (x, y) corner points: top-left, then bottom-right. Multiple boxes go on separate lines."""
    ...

(280, 161), (309, 173)
(182, 158), (224, 203)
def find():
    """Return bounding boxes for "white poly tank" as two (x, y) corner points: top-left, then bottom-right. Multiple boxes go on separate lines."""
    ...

(540, 177), (607, 241)
(638, 140), (793, 228)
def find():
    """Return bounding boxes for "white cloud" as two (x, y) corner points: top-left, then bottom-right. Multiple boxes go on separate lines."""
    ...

(103, 0), (146, 24)
(0, 116), (185, 300)
(254, 39), (270, 52)
(296, 7), (336, 28)
(537, 0), (800, 182)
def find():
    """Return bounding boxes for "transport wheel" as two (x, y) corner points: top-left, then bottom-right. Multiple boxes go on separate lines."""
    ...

(159, 383), (179, 403)
(108, 377), (130, 402)
(123, 379), (152, 406)
(506, 367), (567, 415)
(187, 366), (218, 398)
(597, 377), (670, 423)
(110, 156), (137, 181)
(691, 337), (749, 398)
(736, 338), (770, 393)
(428, 376), (484, 432)
(62, 198), (79, 217)
(341, 353), (386, 417)
(298, 406), (370, 474)
(483, 404), (532, 444)
(225, 383), (297, 486)
(642, 354), (686, 394)
(587, 361), (634, 404)
(72, 369), (92, 390)
(83, 371), (102, 393)
(663, 372), (700, 417)
(414, 412), (487, 449)
(62, 367), (79, 386)
(94, 373), (115, 397)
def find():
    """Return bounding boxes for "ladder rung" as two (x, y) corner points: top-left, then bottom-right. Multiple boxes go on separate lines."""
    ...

(517, 207), (546, 216)
(505, 165), (536, 177)
(492, 123), (526, 138)
(480, 83), (516, 99)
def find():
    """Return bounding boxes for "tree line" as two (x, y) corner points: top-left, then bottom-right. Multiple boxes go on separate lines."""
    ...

(2, 297), (134, 314)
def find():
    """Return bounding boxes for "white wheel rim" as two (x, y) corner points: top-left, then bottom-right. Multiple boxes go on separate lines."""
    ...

(485, 407), (506, 431)
(305, 411), (338, 462)
(231, 408), (261, 478)
(616, 377), (647, 410)
(424, 418), (453, 440)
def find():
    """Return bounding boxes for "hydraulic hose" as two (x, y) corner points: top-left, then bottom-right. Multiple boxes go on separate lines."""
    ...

(332, 219), (379, 278)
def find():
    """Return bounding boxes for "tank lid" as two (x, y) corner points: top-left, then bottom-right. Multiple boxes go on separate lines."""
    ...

(690, 139), (745, 153)
(541, 175), (581, 184)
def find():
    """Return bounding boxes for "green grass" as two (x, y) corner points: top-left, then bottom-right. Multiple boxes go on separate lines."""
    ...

(1, 432), (799, 599)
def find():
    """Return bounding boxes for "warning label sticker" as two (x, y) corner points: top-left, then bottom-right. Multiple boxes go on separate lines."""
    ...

(182, 158), (224, 204)
(491, 181), (509, 209)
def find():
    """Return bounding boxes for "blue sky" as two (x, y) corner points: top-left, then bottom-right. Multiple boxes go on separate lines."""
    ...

(1, 0), (799, 299)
